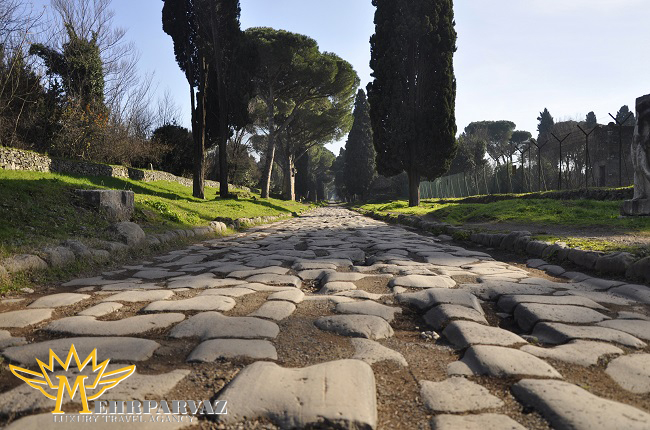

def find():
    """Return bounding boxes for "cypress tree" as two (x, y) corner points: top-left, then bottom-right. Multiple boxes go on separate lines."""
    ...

(344, 89), (376, 200)
(367, 0), (458, 207)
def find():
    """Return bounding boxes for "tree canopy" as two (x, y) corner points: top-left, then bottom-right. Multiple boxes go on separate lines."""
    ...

(367, 0), (457, 206)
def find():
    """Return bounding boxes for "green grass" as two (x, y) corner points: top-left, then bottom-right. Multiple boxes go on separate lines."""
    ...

(357, 199), (650, 232)
(532, 235), (639, 254)
(0, 170), (308, 258)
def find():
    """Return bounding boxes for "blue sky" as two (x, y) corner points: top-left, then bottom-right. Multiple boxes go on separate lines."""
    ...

(28, 0), (650, 154)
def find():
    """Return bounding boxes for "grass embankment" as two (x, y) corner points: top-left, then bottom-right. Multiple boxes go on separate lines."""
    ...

(0, 170), (308, 259)
(356, 198), (650, 254)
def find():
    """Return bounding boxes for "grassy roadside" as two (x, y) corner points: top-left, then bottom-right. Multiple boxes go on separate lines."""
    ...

(0, 170), (309, 291)
(354, 198), (650, 255)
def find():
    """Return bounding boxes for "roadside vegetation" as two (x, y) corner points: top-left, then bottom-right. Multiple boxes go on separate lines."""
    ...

(0, 170), (308, 258)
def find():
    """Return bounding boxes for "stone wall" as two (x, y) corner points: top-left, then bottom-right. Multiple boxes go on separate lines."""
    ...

(0, 146), (248, 191)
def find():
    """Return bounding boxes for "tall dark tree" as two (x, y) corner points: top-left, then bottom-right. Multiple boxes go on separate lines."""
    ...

(162, 0), (208, 198)
(367, 0), (458, 207)
(344, 89), (376, 200)
(585, 111), (597, 127)
(537, 108), (554, 139)
(332, 148), (348, 201)
(616, 105), (636, 126)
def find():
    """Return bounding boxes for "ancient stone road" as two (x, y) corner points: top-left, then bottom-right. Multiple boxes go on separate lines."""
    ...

(1, 207), (650, 429)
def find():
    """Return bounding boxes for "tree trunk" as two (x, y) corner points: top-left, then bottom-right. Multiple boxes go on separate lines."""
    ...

(192, 56), (207, 200)
(261, 94), (275, 199)
(407, 170), (420, 207)
(209, 9), (229, 198)
(283, 153), (296, 201)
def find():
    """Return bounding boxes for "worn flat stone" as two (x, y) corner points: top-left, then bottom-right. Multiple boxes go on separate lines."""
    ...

(424, 304), (488, 330)
(246, 273), (301, 287)
(512, 379), (650, 430)
(336, 301), (402, 322)
(497, 294), (607, 313)
(293, 261), (337, 270)
(187, 339), (278, 362)
(539, 264), (566, 276)
(423, 255), (477, 266)
(597, 319), (650, 341)
(100, 281), (158, 291)
(0, 309), (53, 328)
(610, 284), (650, 304)
(297, 269), (335, 280)
(430, 414), (526, 430)
(242, 283), (295, 293)
(335, 290), (386, 300)
(462, 282), (556, 301)
(102, 290), (174, 303)
(44, 314), (185, 336)
(321, 272), (368, 283)
(2, 337), (160, 365)
(144, 296), (236, 312)
(451, 345), (562, 379)
(77, 302), (123, 317)
(396, 288), (483, 313)
(249, 301), (296, 321)
(169, 312), (279, 340)
(132, 269), (185, 279)
(268, 289), (305, 303)
(228, 267), (289, 278)
(315, 315), (394, 340)
(605, 354), (650, 394)
(532, 322), (646, 349)
(420, 377), (503, 413)
(61, 276), (115, 287)
(350, 338), (407, 366)
(389, 275), (456, 289)
(27, 293), (90, 308)
(319, 281), (357, 294)
(514, 303), (610, 332)
(216, 360), (377, 429)
(443, 321), (527, 349)
(167, 274), (245, 289)
(555, 290), (632, 305)
(521, 340), (624, 366)
(576, 277), (625, 291)
(199, 287), (255, 298)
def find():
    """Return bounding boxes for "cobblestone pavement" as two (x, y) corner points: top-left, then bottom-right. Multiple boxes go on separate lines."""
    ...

(1, 207), (649, 429)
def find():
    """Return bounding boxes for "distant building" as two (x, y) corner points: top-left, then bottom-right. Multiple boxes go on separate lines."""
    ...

(590, 123), (634, 188)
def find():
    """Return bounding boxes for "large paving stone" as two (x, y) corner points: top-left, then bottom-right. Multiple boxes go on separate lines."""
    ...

(249, 301), (296, 321)
(532, 322), (647, 349)
(424, 304), (488, 331)
(268, 289), (305, 303)
(461, 282), (557, 301)
(511, 379), (650, 430)
(521, 340), (624, 366)
(422, 255), (478, 266)
(335, 290), (386, 301)
(169, 312), (279, 340)
(27, 293), (90, 308)
(0, 309), (53, 328)
(2, 337), (160, 365)
(77, 302), (122, 317)
(44, 314), (185, 336)
(420, 377), (504, 413)
(610, 284), (650, 304)
(442, 321), (527, 349)
(514, 303), (610, 332)
(336, 301), (402, 322)
(132, 269), (185, 280)
(450, 345), (562, 379)
(389, 275), (456, 289)
(319, 281), (357, 294)
(187, 339), (278, 362)
(61, 276), (116, 287)
(497, 294), (607, 313)
(350, 338), (407, 367)
(235, 282), (294, 293)
(102, 290), (174, 303)
(144, 296), (236, 312)
(315, 315), (394, 340)
(167, 274), (246, 289)
(199, 287), (255, 298)
(430, 414), (526, 430)
(321, 272), (368, 283)
(245, 273), (302, 287)
(297, 268), (335, 281)
(228, 267), (289, 278)
(100, 281), (158, 291)
(396, 288), (483, 313)
(216, 359), (377, 429)
(605, 354), (650, 394)
(597, 319), (650, 341)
